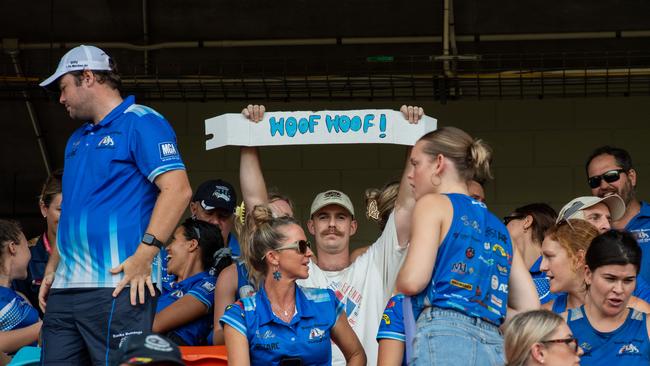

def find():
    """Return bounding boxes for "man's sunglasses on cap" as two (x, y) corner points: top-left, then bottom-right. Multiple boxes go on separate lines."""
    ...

(587, 169), (626, 189)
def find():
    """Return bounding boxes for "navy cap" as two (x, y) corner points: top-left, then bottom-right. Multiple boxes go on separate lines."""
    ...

(192, 179), (237, 214)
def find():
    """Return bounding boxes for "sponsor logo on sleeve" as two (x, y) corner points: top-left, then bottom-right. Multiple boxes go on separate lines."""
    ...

(159, 142), (180, 161)
(382, 314), (391, 325)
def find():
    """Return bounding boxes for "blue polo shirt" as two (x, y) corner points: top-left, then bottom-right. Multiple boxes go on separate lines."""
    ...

(220, 285), (344, 366)
(54, 95), (185, 288)
(627, 201), (650, 284)
(377, 294), (407, 366)
(0, 286), (40, 333)
(156, 271), (216, 346)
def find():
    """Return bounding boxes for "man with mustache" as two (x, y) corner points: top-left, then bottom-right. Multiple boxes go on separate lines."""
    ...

(586, 146), (650, 283)
(240, 104), (421, 366)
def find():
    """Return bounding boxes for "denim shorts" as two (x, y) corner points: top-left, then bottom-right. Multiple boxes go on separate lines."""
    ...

(409, 307), (504, 366)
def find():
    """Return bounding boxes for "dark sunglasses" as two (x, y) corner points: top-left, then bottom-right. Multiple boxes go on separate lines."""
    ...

(262, 240), (311, 260)
(503, 214), (524, 225)
(587, 169), (626, 189)
(541, 336), (580, 353)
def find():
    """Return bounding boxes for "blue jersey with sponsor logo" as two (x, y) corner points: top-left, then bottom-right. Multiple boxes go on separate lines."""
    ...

(377, 294), (407, 366)
(412, 193), (513, 326)
(220, 285), (343, 366)
(627, 201), (650, 284)
(156, 271), (216, 346)
(0, 286), (40, 338)
(568, 305), (650, 365)
(54, 96), (185, 288)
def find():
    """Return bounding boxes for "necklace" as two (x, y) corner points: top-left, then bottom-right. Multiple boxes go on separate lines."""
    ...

(271, 302), (295, 321)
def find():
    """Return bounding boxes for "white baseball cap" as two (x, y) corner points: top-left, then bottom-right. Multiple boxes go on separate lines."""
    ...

(557, 194), (626, 223)
(40, 45), (112, 88)
(310, 190), (355, 217)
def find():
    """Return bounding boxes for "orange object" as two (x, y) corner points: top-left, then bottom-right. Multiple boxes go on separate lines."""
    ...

(179, 345), (228, 365)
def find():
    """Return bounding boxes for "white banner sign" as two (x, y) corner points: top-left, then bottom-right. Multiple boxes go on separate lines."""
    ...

(205, 110), (437, 150)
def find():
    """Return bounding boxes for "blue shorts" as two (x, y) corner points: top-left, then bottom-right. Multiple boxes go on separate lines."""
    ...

(411, 307), (504, 366)
(41, 287), (158, 366)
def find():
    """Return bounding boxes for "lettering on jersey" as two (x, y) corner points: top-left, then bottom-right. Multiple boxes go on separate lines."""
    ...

(170, 289), (185, 298)
(471, 200), (487, 209)
(450, 279), (473, 291)
(256, 329), (276, 339)
(491, 275), (499, 290)
(618, 343), (640, 355)
(492, 244), (507, 257)
(490, 294), (503, 308)
(254, 342), (279, 351)
(309, 327), (326, 340)
(498, 283), (508, 294)
(201, 281), (215, 292)
(452, 261), (468, 275)
(97, 135), (115, 148)
(580, 342), (592, 351)
(496, 264), (508, 276)
(67, 140), (81, 158)
(465, 247), (475, 259)
(158, 142), (180, 161)
(382, 314), (391, 325)
(486, 227), (508, 243)
(461, 215), (482, 233)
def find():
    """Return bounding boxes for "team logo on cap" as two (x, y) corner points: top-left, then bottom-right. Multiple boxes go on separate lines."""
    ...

(212, 186), (232, 202)
(144, 335), (173, 352)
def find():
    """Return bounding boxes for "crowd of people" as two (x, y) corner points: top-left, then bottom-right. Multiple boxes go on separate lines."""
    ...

(1, 44), (649, 366)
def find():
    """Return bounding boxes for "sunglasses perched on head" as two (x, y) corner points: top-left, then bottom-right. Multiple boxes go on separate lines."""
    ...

(261, 240), (311, 260)
(541, 336), (580, 353)
(587, 169), (626, 189)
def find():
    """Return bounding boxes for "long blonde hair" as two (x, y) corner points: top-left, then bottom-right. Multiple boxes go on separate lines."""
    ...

(504, 310), (565, 366)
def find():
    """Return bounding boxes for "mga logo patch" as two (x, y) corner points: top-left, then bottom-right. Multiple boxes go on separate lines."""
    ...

(159, 142), (179, 161)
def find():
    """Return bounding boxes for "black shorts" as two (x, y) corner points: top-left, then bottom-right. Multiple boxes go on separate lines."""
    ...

(41, 287), (158, 366)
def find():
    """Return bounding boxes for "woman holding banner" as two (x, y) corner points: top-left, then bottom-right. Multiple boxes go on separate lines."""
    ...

(396, 126), (539, 365)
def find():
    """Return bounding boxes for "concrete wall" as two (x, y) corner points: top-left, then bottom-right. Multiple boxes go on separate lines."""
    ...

(2, 96), (649, 247)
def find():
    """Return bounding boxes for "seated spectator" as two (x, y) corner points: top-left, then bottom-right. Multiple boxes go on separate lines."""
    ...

(12, 170), (61, 318)
(153, 218), (229, 346)
(504, 203), (557, 304)
(0, 220), (41, 354)
(504, 309), (582, 366)
(220, 205), (365, 366)
(541, 219), (649, 314)
(566, 230), (650, 365)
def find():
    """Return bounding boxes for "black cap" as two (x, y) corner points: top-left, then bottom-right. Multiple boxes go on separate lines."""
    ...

(192, 179), (237, 214)
(116, 333), (185, 365)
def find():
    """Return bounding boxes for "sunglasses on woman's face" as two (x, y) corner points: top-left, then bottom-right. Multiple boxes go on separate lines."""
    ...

(541, 336), (580, 354)
(587, 169), (626, 189)
(262, 240), (311, 260)
(503, 214), (524, 225)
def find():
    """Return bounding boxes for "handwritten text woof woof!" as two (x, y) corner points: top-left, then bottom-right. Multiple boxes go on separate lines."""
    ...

(268, 113), (388, 139)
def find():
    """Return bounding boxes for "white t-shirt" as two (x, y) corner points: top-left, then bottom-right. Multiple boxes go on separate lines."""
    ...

(297, 211), (407, 366)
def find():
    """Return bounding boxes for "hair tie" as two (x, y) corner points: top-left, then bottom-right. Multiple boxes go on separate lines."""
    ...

(235, 202), (246, 225)
(366, 199), (380, 221)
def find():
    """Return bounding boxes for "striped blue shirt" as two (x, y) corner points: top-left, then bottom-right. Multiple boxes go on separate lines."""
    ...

(54, 95), (185, 288)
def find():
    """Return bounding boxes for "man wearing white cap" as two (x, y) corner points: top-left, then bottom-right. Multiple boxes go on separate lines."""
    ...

(556, 195), (626, 234)
(238, 104), (421, 366)
(38, 45), (192, 364)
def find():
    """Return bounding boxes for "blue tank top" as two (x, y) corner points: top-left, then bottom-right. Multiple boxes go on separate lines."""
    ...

(551, 293), (568, 314)
(567, 305), (650, 365)
(412, 194), (513, 326)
